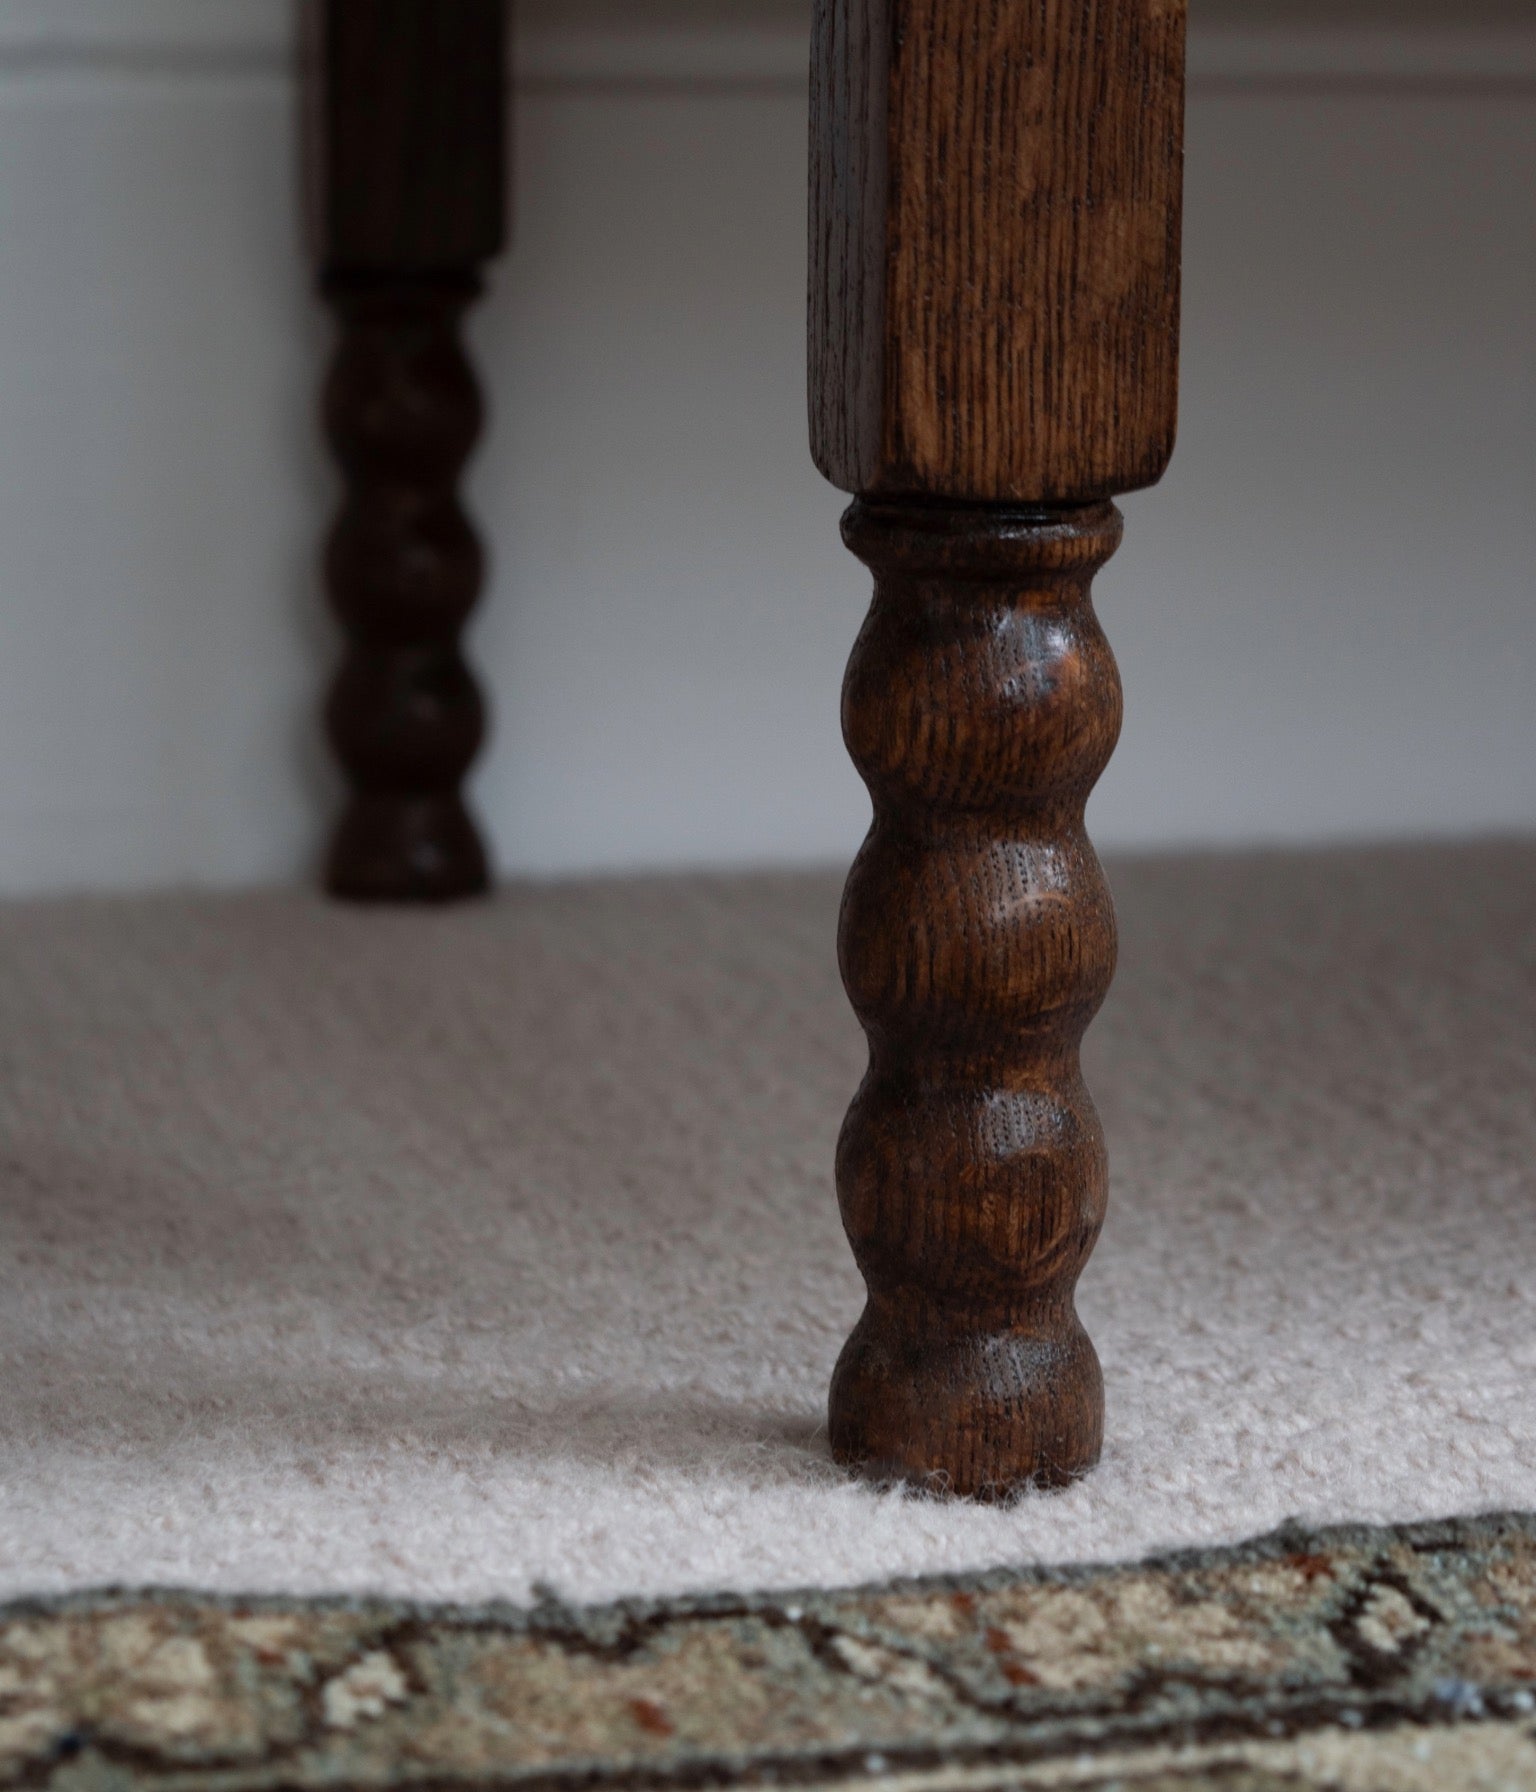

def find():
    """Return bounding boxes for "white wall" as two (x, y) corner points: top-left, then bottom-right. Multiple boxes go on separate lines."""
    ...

(0, 1), (1531, 892)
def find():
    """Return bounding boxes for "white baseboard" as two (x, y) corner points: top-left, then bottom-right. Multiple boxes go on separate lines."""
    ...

(1, 0), (1532, 89)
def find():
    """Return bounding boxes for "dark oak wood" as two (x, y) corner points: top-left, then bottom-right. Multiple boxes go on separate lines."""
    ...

(810, 0), (1185, 1494)
(308, 0), (508, 902)
(811, 0), (1184, 505)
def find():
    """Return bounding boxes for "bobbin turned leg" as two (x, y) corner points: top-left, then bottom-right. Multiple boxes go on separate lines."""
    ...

(809, 0), (1186, 1494)
(308, 0), (508, 902)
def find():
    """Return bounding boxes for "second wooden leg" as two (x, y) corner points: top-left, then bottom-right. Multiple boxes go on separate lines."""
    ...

(308, 0), (508, 902)
(321, 273), (490, 902)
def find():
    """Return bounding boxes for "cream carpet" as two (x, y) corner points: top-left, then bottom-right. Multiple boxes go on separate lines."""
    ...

(1, 842), (1533, 1604)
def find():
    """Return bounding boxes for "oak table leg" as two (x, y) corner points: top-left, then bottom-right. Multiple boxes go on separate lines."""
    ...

(307, 0), (508, 902)
(809, 0), (1186, 1494)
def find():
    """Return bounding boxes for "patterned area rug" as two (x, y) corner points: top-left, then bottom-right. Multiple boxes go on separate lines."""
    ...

(4, 1513), (1535, 1792)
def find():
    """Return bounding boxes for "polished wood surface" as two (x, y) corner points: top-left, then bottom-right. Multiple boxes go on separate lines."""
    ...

(811, 0), (1184, 505)
(308, 0), (507, 902)
(810, 0), (1185, 1494)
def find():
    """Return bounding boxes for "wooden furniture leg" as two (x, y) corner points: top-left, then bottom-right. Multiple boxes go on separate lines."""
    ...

(810, 0), (1186, 1494)
(307, 0), (508, 902)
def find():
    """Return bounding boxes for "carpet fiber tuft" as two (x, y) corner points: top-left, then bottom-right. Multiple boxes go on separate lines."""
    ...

(2, 843), (1534, 1603)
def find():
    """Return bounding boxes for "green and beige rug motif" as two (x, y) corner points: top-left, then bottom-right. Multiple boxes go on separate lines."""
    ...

(4, 1512), (1535, 1792)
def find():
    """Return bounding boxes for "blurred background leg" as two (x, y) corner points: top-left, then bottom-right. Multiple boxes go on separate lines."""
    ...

(308, 0), (508, 902)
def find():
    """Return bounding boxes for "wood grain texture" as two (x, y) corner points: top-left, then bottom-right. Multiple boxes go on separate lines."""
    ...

(810, 0), (1185, 502)
(831, 499), (1123, 1494)
(811, 0), (1184, 1490)
(309, 0), (507, 901)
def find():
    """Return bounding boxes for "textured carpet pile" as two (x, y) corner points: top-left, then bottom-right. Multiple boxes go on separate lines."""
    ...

(1, 842), (1534, 1607)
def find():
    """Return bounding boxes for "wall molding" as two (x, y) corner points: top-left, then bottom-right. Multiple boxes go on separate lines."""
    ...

(0, 0), (289, 76)
(0, 1), (1533, 91)
(513, 22), (1536, 92)
(1188, 23), (1536, 89)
